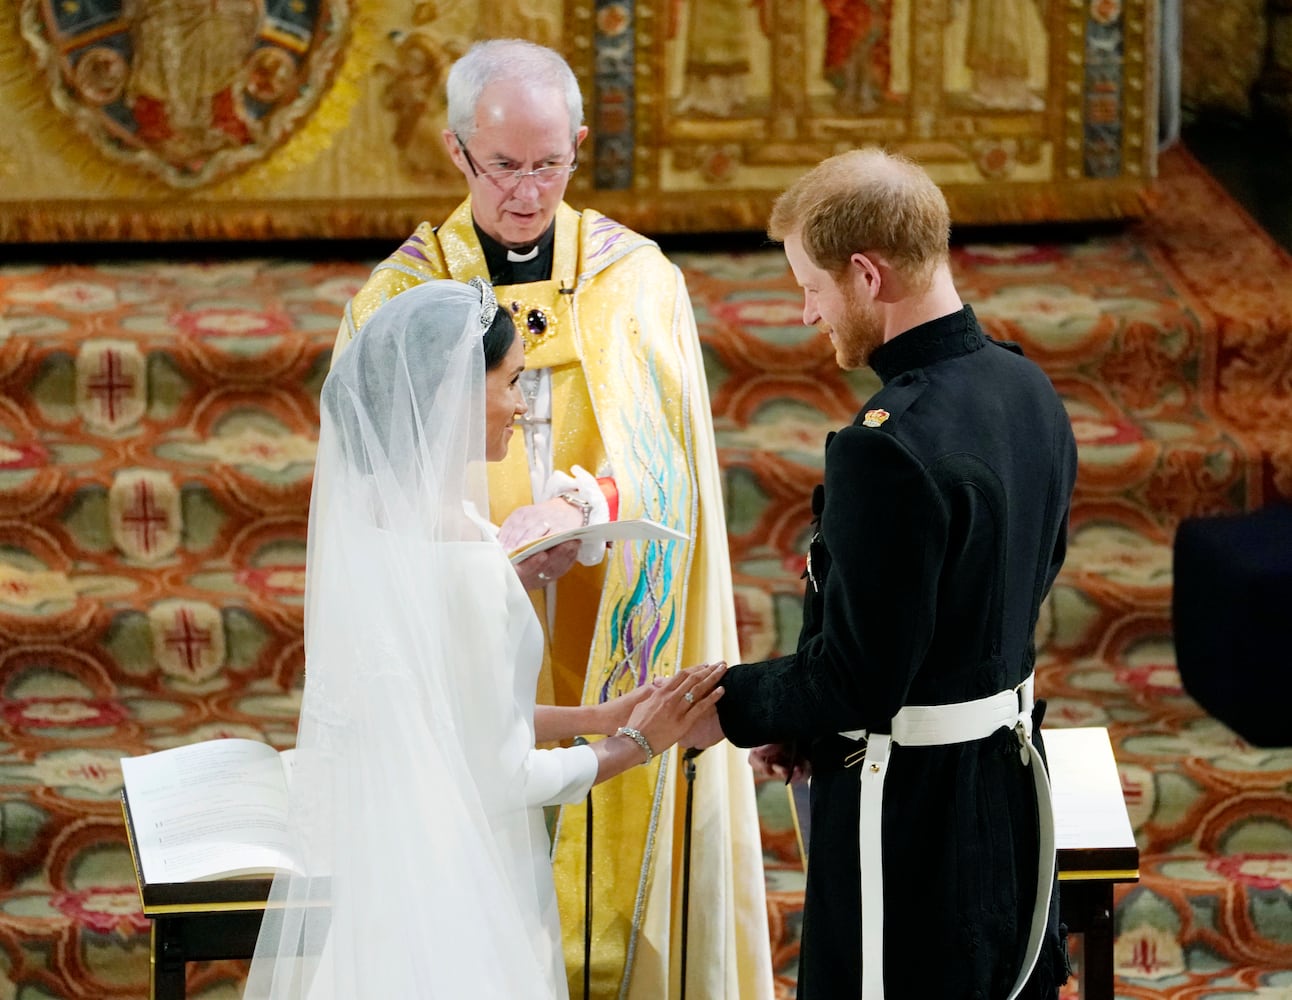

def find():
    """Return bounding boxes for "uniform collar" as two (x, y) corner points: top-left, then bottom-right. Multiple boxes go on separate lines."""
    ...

(869, 305), (986, 385)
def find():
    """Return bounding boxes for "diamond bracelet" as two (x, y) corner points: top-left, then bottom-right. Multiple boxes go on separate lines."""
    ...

(615, 726), (654, 765)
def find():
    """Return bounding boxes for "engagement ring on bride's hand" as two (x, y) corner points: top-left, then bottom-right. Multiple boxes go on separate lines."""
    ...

(683, 691), (694, 704)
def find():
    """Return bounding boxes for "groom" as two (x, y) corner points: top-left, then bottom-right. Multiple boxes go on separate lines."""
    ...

(686, 148), (1076, 1000)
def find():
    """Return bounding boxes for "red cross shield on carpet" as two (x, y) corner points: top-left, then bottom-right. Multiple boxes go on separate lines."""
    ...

(108, 470), (181, 563)
(148, 599), (226, 682)
(77, 341), (146, 432)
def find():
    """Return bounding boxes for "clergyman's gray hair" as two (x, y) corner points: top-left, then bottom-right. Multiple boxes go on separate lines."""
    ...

(445, 39), (583, 144)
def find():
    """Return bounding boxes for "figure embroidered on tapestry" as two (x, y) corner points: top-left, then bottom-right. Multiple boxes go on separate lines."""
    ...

(664, 0), (1056, 186)
(18, 0), (350, 186)
(947, 0), (1049, 111)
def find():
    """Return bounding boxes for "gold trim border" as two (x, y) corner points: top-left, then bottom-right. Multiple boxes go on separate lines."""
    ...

(1058, 868), (1141, 883)
(0, 174), (1155, 244)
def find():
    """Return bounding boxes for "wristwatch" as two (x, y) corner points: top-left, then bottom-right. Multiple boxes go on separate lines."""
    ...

(558, 490), (594, 527)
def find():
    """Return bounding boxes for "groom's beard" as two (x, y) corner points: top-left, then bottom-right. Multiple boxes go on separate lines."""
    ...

(831, 286), (885, 371)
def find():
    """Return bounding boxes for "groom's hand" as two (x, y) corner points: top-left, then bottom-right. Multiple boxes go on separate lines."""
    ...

(748, 743), (810, 783)
(680, 707), (725, 751)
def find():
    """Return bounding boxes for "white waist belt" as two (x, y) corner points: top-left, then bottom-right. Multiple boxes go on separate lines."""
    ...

(840, 673), (1055, 1000)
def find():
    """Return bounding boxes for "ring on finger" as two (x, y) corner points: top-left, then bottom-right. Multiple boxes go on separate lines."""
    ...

(683, 690), (694, 704)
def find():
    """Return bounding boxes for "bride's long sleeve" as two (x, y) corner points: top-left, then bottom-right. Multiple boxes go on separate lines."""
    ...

(519, 742), (598, 807)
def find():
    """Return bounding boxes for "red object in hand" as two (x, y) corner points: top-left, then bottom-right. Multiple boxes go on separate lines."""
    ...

(597, 477), (620, 522)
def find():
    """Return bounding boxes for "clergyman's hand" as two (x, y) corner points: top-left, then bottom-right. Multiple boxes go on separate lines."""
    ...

(514, 540), (580, 591)
(498, 497), (583, 551)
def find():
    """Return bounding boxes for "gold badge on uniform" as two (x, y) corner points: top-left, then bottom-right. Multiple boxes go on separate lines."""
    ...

(862, 408), (890, 428)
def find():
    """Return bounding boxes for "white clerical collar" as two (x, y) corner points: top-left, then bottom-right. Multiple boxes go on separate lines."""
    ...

(507, 244), (541, 263)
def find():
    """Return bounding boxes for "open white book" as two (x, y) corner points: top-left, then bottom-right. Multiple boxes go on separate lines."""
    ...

(120, 738), (299, 885)
(507, 516), (688, 564)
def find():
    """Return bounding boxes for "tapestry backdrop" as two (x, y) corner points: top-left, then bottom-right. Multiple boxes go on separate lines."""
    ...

(0, 0), (1158, 241)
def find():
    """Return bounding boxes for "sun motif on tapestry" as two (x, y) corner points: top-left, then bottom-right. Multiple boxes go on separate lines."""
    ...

(18, 0), (351, 188)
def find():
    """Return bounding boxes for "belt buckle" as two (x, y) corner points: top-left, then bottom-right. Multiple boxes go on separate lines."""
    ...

(843, 738), (868, 768)
(1013, 679), (1032, 762)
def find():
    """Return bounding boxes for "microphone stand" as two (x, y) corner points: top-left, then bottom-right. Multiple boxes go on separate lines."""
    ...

(574, 737), (593, 1000)
(679, 747), (703, 1000)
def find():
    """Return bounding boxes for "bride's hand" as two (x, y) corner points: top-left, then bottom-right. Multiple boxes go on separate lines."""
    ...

(626, 662), (726, 755)
(598, 684), (655, 736)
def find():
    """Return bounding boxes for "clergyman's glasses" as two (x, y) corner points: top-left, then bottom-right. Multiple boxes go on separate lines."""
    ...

(454, 134), (578, 191)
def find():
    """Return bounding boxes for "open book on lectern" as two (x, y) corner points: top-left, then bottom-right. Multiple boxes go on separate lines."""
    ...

(121, 738), (300, 886)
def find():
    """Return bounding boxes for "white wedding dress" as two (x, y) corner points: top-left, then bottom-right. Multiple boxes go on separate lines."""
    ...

(244, 280), (597, 999)
(450, 536), (599, 997)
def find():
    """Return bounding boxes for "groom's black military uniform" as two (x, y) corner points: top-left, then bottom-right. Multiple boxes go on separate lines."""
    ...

(717, 305), (1077, 999)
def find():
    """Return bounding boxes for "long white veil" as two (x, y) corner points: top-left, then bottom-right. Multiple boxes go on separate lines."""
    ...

(244, 280), (553, 998)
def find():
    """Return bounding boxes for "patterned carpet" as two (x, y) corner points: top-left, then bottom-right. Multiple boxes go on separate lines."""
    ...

(1, 145), (1290, 998)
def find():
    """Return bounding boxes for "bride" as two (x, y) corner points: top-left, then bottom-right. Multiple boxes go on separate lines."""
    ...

(244, 279), (725, 999)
